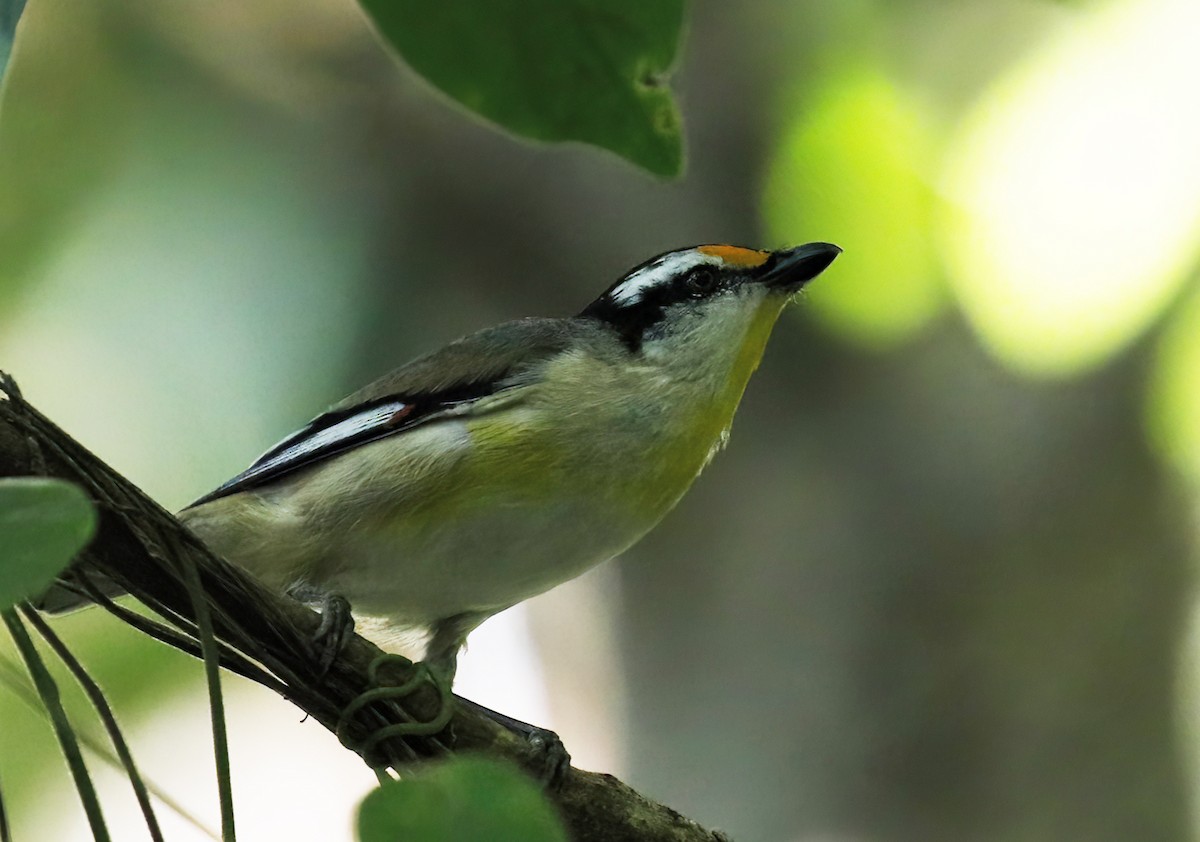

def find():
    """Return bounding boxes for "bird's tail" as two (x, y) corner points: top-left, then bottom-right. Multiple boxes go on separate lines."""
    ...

(33, 571), (126, 614)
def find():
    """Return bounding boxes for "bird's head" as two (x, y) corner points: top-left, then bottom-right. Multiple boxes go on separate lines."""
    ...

(581, 242), (841, 361)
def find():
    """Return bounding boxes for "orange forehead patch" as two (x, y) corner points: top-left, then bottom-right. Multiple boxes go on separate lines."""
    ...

(696, 245), (770, 268)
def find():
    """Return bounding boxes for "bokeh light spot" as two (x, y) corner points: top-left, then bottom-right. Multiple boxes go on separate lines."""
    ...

(939, 0), (1200, 376)
(763, 66), (943, 347)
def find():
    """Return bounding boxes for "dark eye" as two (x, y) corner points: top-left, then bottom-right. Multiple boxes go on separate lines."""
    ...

(686, 267), (719, 296)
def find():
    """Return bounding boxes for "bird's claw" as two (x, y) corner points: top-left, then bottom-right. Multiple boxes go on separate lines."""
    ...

(295, 589), (355, 678)
(452, 695), (571, 789)
(525, 726), (571, 790)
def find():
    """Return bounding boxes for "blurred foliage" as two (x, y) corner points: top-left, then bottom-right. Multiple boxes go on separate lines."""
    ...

(1149, 285), (1200, 480)
(357, 758), (567, 842)
(0, 478), (95, 610)
(360, 0), (685, 177)
(0, 0), (382, 506)
(0, 0), (25, 79)
(0, 0), (124, 309)
(765, 0), (1200, 493)
(765, 63), (944, 346)
(937, 0), (1200, 378)
(0, 0), (22, 81)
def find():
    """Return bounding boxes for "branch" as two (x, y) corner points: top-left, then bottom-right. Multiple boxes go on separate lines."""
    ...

(0, 377), (729, 842)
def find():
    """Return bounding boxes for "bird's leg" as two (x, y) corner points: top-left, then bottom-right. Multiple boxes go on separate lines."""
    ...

(422, 618), (466, 687)
(427, 613), (571, 788)
(287, 582), (356, 677)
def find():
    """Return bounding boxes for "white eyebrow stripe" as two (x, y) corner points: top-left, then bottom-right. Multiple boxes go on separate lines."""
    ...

(609, 250), (722, 305)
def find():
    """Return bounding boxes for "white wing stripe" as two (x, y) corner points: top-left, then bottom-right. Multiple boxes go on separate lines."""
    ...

(251, 401), (406, 475)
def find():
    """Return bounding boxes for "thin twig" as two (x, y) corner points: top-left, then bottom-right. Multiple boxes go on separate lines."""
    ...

(179, 555), (236, 842)
(0, 657), (218, 840)
(20, 606), (165, 842)
(1, 608), (110, 842)
(74, 573), (288, 695)
(0, 766), (10, 842)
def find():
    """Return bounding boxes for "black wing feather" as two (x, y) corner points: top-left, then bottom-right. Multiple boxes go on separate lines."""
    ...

(185, 398), (415, 508)
(183, 317), (582, 510)
(184, 385), (495, 509)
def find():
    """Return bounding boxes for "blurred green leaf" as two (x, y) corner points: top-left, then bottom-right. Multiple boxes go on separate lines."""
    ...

(0, 477), (96, 610)
(1148, 282), (1200, 481)
(357, 758), (567, 842)
(764, 66), (944, 346)
(0, 0), (26, 81)
(358, 0), (685, 177)
(0, 1), (124, 310)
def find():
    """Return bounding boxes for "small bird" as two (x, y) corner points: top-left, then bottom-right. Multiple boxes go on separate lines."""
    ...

(51, 242), (840, 684)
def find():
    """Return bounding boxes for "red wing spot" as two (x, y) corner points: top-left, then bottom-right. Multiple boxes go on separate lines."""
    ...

(387, 405), (414, 426)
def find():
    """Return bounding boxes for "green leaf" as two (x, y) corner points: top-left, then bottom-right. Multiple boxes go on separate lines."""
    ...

(357, 758), (567, 842)
(0, 477), (96, 610)
(358, 0), (685, 177)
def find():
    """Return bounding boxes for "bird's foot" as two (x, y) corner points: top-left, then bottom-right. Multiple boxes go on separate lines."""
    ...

(288, 584), (356, 678)
(454, 696), (572, 789)
(313, 593), (354, 676)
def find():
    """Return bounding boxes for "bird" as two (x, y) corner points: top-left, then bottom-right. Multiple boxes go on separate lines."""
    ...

(47, 242), (840, 686)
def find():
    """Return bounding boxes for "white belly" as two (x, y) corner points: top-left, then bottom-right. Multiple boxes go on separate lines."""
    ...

(330, 494), (638, 623)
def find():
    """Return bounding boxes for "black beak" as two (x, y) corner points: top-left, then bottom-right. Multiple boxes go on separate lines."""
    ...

(759, 242), (842, 291)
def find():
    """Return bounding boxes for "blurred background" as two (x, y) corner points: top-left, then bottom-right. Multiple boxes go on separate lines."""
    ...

(2, 0), (1200, 839)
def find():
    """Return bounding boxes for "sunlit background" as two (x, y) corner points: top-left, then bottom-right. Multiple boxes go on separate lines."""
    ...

(2, 0), (1200, 839)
